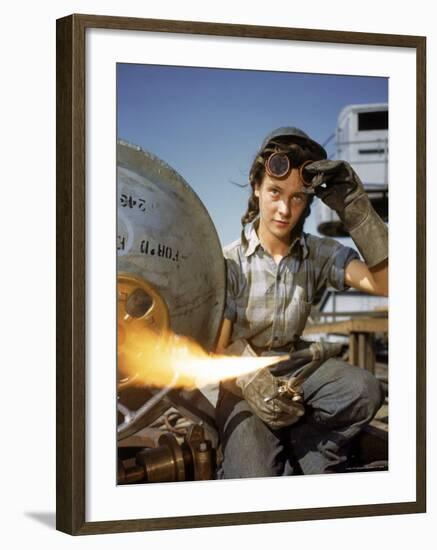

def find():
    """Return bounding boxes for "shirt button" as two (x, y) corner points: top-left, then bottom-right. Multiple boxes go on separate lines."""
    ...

(276, 275), (281, 282)
(273, 336), (279, 341)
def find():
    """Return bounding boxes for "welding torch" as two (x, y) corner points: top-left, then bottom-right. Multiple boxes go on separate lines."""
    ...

(263, 341), (344, 403)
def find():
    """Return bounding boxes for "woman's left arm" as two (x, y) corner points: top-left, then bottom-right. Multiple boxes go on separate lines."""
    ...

(344, 258), (388, 297)
(215, 318), (233, 354)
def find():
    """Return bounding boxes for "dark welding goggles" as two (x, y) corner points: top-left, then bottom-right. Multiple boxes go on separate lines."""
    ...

(265, 152), (314, 186)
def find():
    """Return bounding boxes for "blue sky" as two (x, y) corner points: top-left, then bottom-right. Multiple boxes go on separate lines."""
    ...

(117, 63), (388, 245)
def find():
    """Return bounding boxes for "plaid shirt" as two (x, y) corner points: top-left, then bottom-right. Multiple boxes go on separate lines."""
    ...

(223, 220), (359, 350)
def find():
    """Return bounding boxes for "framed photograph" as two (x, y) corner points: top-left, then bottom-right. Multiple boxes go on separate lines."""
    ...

(56, 14), (426, 535)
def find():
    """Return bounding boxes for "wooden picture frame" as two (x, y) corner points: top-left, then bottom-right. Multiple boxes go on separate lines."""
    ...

(56, 13), (426, 535)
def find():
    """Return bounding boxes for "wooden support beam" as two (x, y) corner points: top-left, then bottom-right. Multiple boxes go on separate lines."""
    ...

(349, 333), (357, 366)
(303, 317), (388, 335)
(304, 317), (384, 372)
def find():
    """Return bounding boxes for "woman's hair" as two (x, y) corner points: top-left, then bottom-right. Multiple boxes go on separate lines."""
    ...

(241, 138), (324, 235)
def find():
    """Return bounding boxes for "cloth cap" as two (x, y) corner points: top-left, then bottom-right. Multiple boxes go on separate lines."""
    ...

(259, 126), (327, 160)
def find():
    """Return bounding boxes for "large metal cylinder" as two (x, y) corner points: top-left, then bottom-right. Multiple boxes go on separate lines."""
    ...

(117, 140), (226, 350)
(116, 141), (225, 440)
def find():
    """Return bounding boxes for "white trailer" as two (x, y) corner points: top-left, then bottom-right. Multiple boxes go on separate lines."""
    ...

(316, 103), (388, 237)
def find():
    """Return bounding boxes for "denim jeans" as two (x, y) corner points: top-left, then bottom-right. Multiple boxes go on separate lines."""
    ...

(215, 358), (385, 478)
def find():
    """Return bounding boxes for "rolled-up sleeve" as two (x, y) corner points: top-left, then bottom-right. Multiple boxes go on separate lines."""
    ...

(315, 238), (360, 291)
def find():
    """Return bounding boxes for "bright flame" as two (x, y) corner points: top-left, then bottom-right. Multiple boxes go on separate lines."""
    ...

(118, 324), (285, 390)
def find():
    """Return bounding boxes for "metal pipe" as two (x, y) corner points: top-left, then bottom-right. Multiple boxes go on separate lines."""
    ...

(117, 372), (180, 436)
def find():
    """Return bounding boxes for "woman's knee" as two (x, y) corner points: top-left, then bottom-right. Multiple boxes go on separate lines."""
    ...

(347, 366), (384, 420)
(307, 360), (384, 426)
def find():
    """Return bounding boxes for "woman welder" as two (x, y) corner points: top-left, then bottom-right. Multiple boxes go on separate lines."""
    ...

(215, 127), (388, 478)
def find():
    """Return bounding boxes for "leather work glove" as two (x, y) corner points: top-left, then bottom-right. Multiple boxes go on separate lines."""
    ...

(304, 160), (388, 268)
(236, 367), (305, 429)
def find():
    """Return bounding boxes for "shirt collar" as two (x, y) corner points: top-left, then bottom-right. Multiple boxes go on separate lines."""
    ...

(242, 218), (309, 259)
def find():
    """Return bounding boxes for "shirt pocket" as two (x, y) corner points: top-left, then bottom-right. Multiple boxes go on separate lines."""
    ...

(285, 286), (313, 337)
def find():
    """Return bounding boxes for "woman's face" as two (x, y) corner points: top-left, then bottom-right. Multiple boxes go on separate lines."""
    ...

(254, 167), (309, 245)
